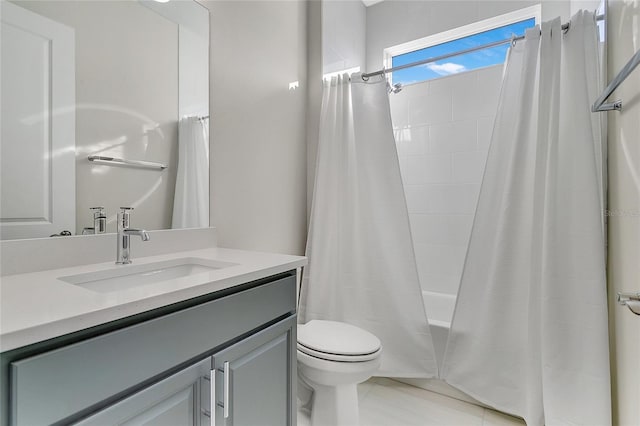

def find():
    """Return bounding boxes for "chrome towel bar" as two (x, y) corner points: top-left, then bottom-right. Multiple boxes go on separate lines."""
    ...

(88, 155), (167, 170)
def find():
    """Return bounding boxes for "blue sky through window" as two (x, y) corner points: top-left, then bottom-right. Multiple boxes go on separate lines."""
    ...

(391, 18), (535, 85)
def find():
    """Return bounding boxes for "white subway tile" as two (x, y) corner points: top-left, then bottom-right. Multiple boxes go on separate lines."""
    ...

(451, 72), (479, 121)
(476, 65), (503, 117)
(406, 125), (429, 155)
(413, 243), (467, 280)
(409, 214), (474, 246)
(406, 155), (452, 184)
(399, 80), (429, 99)
(408, 96), (430, 126)
(428, 120), (477, 154)
(477, 116), (495, 152)
(398, 157), (409, 184)
(396, 125), (428, 157)
(452, 151), (487, 184)
(404, 185), (430, 214)
(390, 94), (409, 129)
(408, 79), (452, 125)
(424, 184), (480, 214)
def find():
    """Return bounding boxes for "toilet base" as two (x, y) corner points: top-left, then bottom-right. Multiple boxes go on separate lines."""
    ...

(310, 382), (359, 426)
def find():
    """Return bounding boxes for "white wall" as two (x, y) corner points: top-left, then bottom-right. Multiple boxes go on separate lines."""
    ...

(207, 0), (308, 256)
(322, 0), (366, 74)
(391, 65), (502, 295)
(606, 1), (640, 424)
(11, 1), (180, 234)
(365, 0), (570, 73)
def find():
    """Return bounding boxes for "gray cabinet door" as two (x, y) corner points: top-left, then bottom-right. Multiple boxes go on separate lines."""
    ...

(212, 316), (296, 426)
(75, 358), (211, 426)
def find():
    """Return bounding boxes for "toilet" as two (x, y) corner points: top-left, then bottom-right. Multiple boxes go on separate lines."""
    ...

(297, 320), (382, 426)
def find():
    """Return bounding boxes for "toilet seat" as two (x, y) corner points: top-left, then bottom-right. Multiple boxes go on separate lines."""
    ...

(297, 320), (381, 362)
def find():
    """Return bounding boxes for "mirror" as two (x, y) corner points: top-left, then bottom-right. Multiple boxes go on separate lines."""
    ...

(0, 0), (210, 240)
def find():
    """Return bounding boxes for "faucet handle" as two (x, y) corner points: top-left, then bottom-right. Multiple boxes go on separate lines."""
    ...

(90, 206), (105, 217)
(119, 207), (133, 218)
(118, 207), (134, 229)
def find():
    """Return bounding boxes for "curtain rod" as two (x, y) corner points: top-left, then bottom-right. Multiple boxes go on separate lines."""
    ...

(361, 14), (604, 80)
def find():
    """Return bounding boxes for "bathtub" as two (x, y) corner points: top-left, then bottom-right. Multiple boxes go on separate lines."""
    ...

(422, 290), (455, 372)
(396, 291), (482, 406)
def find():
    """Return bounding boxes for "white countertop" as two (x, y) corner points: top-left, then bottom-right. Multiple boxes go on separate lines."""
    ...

(0, 247), (306, 352)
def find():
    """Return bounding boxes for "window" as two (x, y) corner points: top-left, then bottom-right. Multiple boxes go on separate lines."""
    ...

(385, 6), (540, 85)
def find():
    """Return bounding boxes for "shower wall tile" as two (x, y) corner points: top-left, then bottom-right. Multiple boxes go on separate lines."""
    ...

(451, 72), (479, 121)
(476, 66), (503, 116)
(393, 64), (502, 297)
(390, 94), (409, 128)
(406, 155), (451, 184)
(409, 214), (474, 246)
(402, 81), (429, 99)
(395, 125), (428, 157)
(404, 185), (430, 214)
(429, 120), (477, 154)
(452, 151), (487, 183)
(398, 157), (409, 184)
(409, 92), (451, 126)
(425, 184), (480, 214)
(477, 116), (495, 152)
(414, 243), (467, 283)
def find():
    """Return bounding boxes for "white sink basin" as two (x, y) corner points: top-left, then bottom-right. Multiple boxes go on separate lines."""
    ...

(58, 257), (238, 293)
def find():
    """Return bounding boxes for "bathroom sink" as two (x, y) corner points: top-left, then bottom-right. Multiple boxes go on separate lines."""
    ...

(58, 257), (238, 293)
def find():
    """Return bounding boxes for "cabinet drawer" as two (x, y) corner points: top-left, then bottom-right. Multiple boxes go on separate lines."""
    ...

(10, 273), (295, 425)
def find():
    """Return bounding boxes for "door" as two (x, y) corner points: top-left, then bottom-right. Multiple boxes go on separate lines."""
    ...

(212, 316), (296, 426)
(0, 0), (75, 239)
(74, 358), (211, 426)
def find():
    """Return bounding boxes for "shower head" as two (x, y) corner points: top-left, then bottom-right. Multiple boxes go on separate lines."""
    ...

(388, 83), (403, 94)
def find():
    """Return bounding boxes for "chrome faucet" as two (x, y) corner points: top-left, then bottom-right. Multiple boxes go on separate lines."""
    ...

(116, 207), (150, 264)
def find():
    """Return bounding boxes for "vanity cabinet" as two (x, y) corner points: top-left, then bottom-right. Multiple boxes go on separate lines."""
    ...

(2, 271), (297, 426)
(212, 316), (295, 426)
(75, 315), (296, 426)
(75, 358), (211, 426)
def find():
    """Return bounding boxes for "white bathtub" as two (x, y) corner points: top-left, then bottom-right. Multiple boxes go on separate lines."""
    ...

(397, 291), (482, 406)
(422, 290), (455, 371)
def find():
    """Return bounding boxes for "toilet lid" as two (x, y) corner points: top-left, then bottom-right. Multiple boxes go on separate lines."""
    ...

(297, 320), (381, 358)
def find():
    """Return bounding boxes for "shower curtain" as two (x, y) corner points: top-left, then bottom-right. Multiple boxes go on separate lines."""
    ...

(172, 116), (209, 229)
(299, 74), (438, 377)
(442, 11), (610, 425)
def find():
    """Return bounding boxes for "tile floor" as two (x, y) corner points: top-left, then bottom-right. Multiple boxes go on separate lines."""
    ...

(298, 377), (525, 426)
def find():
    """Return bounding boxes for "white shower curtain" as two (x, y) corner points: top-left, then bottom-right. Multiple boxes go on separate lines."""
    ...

(299, 74), (438, 378)
(442, 11), (610, 425)
(172, 116), (209, 229)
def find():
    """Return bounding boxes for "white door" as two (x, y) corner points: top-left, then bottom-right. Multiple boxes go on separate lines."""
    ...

(1, 0), (75, 239)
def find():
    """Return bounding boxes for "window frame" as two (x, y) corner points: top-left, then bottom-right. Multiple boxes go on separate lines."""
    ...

(383, 5), (541, 85)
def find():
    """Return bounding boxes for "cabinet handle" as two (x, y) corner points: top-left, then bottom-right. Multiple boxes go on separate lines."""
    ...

(209, 370), (216, 426)
(223, 361), (230, 419)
